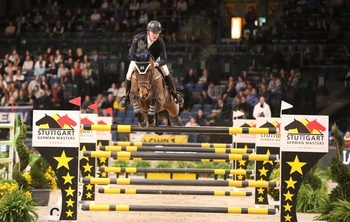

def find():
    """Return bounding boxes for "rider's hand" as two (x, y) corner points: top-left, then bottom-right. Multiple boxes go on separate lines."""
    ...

(154, 62), (159, 67)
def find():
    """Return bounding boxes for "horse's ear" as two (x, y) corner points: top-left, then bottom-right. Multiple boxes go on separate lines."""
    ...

(132, 53), (139, 61)
(145, 52), (151, 61)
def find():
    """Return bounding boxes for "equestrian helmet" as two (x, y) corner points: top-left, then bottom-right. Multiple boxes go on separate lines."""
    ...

(147, 20), (162, 34)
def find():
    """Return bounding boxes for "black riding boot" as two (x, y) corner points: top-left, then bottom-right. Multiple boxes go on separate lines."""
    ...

(164, 75), (184, 104)
(119, 79), (131, 108)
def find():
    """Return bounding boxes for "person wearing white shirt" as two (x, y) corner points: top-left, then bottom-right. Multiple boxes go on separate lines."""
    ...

(22, 55), (34, 72)
(34, 55), (46, 69)
(253, 96), (271, 119)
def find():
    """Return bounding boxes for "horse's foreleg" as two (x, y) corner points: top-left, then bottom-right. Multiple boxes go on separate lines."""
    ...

(130, 93), (148, 128)
(147, 94), (157, 127)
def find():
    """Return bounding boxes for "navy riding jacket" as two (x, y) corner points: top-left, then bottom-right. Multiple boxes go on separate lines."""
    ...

(128, 31), (167, 67)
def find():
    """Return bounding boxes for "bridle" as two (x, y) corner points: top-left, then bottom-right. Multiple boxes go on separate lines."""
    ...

(134, 61), (155, 99)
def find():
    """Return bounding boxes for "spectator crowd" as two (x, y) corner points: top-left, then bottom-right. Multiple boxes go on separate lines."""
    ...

(0, 0), (349, 143)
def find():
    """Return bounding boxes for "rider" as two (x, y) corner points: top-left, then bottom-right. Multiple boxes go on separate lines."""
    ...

(118, 20), (184, 108)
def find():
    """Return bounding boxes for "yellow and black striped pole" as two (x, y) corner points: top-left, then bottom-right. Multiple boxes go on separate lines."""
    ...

(82, 125), (277, 135)
(81, 205), (277, 215)
(112, 141), (235, 148)
(82, 178), (278, 188)
(98, 188), (252, 196)
(99, 146), (254, 154)
(84, 151), (279, 161)
(98, 167), (254, 176)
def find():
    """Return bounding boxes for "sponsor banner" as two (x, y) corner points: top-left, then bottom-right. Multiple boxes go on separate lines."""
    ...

(254, 146), (280, 205)
(36, 147), (79, 221)
(343, 150), (350, 165)
(280, 151), (326, 222)
(129, 133), (188, 143)
(280, 115), (329, 153)
(97, 139), (110, 178)
(0, 106), (32, 129)
(96, 116), (112, 141)
(256, 117), (281, 147)
(232, 119), (257, 143)
(79, 142), (96, 201)
(32, 110), (80, 148)
(80, 114), (97, 143)
(142, 135), (188, 143)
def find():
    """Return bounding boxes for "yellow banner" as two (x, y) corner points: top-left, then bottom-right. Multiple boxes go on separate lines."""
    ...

(142, 135), (188, 143)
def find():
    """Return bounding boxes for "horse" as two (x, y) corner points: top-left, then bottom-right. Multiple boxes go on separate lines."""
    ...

(80, 117), (94, 125)
(306, 119), (326, 133)
(129, 52), (182, 128)
(35, 114), (62, 129)
(57, 114), (77, 128)
(259, 121), (276, 129)
(284, 119), (310, 134)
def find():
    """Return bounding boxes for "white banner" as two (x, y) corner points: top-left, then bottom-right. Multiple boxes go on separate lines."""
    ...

(280, 115), (329, 152)
(80, 113), (97, 143)
(256, 117), (281, 147)
(232, 119), (257, 143)
(96, 116), (112, 141)
(32, 110), (80, 147)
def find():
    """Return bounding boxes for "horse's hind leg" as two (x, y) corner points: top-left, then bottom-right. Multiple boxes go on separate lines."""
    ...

(147, 95), (157, 127)
(130, 92), (148, 128)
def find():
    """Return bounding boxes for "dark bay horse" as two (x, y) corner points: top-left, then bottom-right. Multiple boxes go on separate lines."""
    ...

(129, 52), (182, 128)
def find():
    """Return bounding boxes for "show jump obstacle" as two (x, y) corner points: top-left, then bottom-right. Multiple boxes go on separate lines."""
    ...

(31, 110), (329, 222)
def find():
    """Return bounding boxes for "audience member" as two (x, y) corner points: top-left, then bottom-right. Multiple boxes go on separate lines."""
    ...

(253, 96), (271, 119)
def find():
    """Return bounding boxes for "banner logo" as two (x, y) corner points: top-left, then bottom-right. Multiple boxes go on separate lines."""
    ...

(36, 114), (77, 140)
(281, 115), (328, 152)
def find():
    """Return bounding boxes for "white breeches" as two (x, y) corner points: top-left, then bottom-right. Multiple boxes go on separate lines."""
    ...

(126, 61), (170, 81)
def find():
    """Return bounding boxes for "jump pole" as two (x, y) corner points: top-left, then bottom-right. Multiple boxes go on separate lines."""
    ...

(83, 178), (278, 188)
(82, 125), (277, 135)
(81, 205), (278, 215)
(99, 146), (255, 154)
(112, 141), (235, 148)
(98, 188), (252, 196)
(83, 151), (279, 161)
(98, 167), (254, 175)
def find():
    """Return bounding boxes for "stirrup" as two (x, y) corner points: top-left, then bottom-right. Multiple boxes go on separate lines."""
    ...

(174, 92), (184, 104)
(119, 95), (128, 108)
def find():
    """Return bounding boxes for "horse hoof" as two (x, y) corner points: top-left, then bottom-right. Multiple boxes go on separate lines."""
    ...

(138, 120), (149, 128)
(148, 120), (156, 127)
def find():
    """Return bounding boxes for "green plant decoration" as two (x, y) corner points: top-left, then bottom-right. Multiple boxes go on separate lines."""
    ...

(325, 199), (350, 222)
(131, 160), (151, 168)
(12, 117), (30, 191)
(316, 124), (350, 221)
(112, 160), (129, 167)
(177, 161), (197, 168)
(156, 161), (172, 168)
(29, 156), (50, 189)
(0, 187), (38, 222)
(296, 183), (328, 213)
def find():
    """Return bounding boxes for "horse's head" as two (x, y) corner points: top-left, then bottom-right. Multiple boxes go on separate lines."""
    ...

(132, 52), (155, 100)
(306, 119), (326, 132)
(57, 114), (77, 127)
(35, 114), (50, 126)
